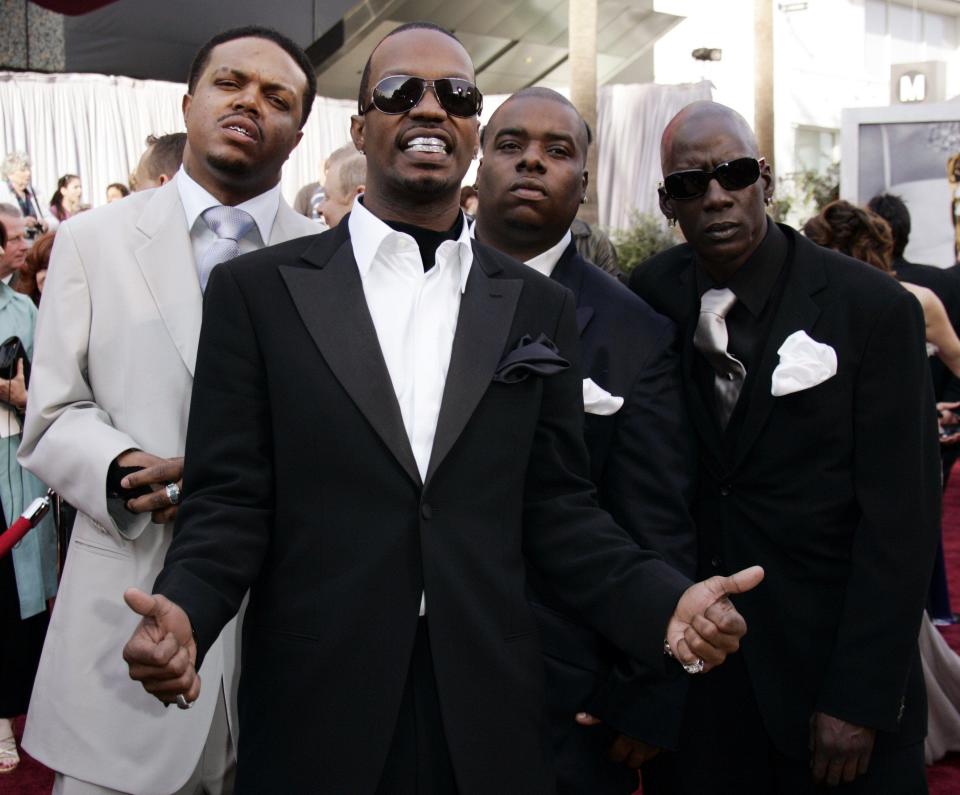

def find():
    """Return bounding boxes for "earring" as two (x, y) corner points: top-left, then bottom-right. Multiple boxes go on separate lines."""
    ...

(581, 195), (587, 204)
(668, 217), (677, 227)
(764, 196), (772, 206)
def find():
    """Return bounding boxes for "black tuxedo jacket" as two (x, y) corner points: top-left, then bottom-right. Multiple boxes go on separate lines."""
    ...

(155, 219), (691, 794)
(630, 225), (941, 759)
(530, 245), (696, 753)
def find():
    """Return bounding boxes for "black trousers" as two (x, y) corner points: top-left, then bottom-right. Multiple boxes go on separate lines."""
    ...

(643, 653), (927, 795)
(375, 619), (459, 795)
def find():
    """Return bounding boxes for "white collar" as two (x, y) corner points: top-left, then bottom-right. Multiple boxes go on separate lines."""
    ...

(175, 166), (281, 244)
(468, 222), (571, 279)
(348, 197), (473, 294)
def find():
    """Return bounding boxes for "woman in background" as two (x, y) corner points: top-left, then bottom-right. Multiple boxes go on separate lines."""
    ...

(105, 182), (129, 203)
(0, 219), (57, 774)
(16, 231), (53, 306)
(48, 175), (82, 223)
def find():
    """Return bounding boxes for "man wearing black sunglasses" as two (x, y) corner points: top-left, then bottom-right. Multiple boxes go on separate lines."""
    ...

(124, 29), (765, 794)
(631, 101), (939, 792)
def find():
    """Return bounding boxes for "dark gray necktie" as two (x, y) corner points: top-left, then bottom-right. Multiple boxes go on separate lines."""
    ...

(694, 287), (746, 429)
(198, 206), (255, 291)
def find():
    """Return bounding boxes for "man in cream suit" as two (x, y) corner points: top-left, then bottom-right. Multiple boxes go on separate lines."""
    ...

(18, 26), (318, 795)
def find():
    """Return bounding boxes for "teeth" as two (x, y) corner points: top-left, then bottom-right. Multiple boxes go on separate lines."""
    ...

(406, 136), (446, 153)
(228, 125), (252, 138)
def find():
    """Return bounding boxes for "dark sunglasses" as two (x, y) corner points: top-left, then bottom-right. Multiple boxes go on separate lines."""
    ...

(662, 157), (764, 200)
(359, 75), (483, 118)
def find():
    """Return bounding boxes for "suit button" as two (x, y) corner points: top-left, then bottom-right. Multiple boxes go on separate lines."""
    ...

(420, 503), (433, 520)
(720, 484), (731, 496)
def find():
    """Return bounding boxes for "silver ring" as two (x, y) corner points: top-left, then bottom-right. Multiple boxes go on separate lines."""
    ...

(682, 657), (705, 675)
(176, 694), (190, 710)
(165, 482), (181, 505)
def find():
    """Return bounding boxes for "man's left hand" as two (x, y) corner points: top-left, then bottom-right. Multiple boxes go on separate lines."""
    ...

(575, 713), (661, 768)
(666, 566), (764, 672)
(809, 711), (875, 787)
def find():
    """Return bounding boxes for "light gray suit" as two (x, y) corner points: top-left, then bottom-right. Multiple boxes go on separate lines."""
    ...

(18, 178), (318, 795)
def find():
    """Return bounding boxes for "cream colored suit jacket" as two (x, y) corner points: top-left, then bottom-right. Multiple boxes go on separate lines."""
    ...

(18, 179), (318, 795)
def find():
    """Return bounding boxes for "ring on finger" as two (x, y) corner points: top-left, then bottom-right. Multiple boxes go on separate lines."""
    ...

(176, 694), (190, 710)
(682, 657), (705, 675)
(165, 482), (181, 505)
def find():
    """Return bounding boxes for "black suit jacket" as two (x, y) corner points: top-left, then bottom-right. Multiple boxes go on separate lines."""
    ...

(155, 219), (691, 794)
(530, 245), (696, 752)
(630, 225), (941, 759)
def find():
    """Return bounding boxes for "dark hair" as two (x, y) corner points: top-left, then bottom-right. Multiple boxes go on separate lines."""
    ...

(187, 26), (316, 128)
(357, 22), (464, 114)
(803, 200), (894, 273)
(480, 86), (593, 149)
(142, 133), (187, 183)
(17, 230), (54, 305)
(49, 174), (79, 221)
(106, 182), (130, 198)
(866, 193), (910, 259)
(0, 215), (6, 250)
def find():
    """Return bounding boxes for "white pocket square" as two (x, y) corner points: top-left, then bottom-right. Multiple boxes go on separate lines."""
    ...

(771, 330), (837, 397)
(583, 378), (624, 415)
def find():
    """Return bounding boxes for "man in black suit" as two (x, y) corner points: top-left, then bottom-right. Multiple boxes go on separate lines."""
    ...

(472, 87), (696, 793)
(631, 101), (940, 793)
(121, 27), (763, 794)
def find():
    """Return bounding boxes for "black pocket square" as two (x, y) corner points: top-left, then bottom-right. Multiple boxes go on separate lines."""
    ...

(492, 333), (570, 383)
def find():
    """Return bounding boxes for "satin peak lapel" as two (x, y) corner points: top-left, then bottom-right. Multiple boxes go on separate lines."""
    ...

(425, 251), (522, 485)
(134, 183), (203, 376)
(280, 236), (421, 487)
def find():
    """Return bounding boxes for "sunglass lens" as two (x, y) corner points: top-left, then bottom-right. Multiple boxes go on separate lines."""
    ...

(435, 79), (482, 117)
(715, 158), (761, 191)
(665, 171), (710, 200)
(374, 76), (425, 113)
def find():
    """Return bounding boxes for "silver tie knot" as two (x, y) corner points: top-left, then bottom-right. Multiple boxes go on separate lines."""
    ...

(197, 206), (256, 291)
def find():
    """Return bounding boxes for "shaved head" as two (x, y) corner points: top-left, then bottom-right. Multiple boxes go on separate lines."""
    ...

(661, 101), (758, 172)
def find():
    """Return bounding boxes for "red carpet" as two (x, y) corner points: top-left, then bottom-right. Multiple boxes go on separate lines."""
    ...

(8, 475), (960, 793)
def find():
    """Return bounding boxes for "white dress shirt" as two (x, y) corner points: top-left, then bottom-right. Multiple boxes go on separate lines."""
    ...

(176, 166), (282, 282)
(469, 222), (571, 276)
(349, 198), (473, 616)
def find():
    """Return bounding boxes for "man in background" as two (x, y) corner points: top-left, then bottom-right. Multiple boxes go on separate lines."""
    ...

(318, 147), (365, 227)
(0, 205), (28, 286)
(473, 86), (696, 793)
(132, 132), (187, 191)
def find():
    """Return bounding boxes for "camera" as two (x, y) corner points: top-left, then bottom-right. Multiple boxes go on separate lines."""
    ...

(24, 223), (43, 241)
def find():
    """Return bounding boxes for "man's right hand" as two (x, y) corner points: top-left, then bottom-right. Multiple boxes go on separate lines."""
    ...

(114, 450), (184, 523)
(122, 587), (200, 706)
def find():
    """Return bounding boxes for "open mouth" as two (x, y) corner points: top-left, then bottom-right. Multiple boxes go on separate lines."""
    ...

(220, 115), (261, 143)
(404, 136), (449, 154)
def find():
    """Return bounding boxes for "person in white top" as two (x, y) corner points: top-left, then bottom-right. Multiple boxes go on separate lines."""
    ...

(18, 25), (319, 795)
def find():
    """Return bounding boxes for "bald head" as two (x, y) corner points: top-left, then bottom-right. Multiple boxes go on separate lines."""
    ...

(661, 101), (758, 173)
(482, 87), (591, 158)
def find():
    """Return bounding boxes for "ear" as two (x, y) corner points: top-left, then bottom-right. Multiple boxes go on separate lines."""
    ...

(582, 168), (589, 199)
(759, 157), (774, 203)
(658, 186), (675, 222)
(354, 184), (365, 198)
(350, 115), (365, 154)
(181, 93), (191, 123)
(158, 174), (169, 186)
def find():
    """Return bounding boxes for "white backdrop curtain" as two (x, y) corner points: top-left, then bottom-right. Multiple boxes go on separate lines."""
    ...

(597, 80), (713, 231)
(0, 71), (708, 230)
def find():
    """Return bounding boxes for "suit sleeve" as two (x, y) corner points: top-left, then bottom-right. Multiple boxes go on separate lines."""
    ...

(816, 288), (940, 731)
(153, 265), (274, 659)
(585, 315), (697, 747)
(18, 222), (148, 540)
(521, 289), (692, 671)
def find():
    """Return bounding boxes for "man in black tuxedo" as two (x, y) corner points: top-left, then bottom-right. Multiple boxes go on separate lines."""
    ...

(472, 87), (696, 793)
(121, 27), (764, 794)
(630, 101), (940, 792)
